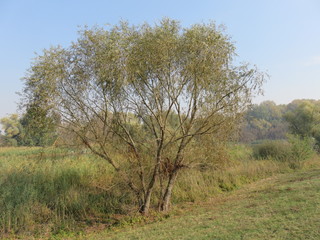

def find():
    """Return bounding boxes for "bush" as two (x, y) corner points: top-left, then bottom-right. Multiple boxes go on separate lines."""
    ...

(252, 140), (292, 161)
(0, 136), (18, 147)
(287, 135), (315, 169)
(252, 136), (316, 169)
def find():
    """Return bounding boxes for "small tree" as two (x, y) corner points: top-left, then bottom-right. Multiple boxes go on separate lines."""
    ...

(21, 19), (264, 214)
(19, 103), (59, 146)
(20, 48), (61, 146)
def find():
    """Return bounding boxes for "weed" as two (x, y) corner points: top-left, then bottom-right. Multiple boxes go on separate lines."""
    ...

(0, 145), (319, 238)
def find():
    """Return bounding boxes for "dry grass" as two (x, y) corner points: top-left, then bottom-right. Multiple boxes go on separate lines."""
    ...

(1, 145), (319, 239)
(83, 168), (320, 240)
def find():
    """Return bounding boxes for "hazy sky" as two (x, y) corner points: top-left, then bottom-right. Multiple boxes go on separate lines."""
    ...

(1, 0), (320, 118)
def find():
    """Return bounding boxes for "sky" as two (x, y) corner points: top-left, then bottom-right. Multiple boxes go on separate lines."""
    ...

(1, 0), (320, 119)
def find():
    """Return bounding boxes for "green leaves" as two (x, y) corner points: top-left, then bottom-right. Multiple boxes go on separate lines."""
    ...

(285, 100), (320, 146)
(20, 17), (265, 161)
(20, 18), (265, 212)
(0, 114), (21, 138)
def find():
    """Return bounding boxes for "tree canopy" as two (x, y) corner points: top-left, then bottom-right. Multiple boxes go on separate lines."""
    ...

(21, 19), (264, 214)
(240, 101), (288, 142)
(0, 114), (23, 146)
(285, 99), (320, 147)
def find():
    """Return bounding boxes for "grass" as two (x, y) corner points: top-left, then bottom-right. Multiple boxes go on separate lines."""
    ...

(80, 168), (320, 240)
(0, 147), (129, 237)
(0, 145), (319, 239)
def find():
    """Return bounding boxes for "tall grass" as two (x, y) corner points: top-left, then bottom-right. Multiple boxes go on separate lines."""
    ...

(0, 147), (132, 235)
(172, 144), (288, 204)
(0, 144), (318, 237)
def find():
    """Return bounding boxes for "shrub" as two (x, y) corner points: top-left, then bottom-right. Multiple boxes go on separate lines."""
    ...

(252, 136), (316, 169)
(287, 135), (315, 169)
(252, 140), (292, 161)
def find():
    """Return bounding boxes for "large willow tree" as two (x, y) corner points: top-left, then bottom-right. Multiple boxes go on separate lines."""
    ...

(22, 19), (264, 214)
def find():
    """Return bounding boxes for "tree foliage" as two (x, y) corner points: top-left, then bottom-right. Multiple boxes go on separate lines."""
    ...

(19, 104), (59, 146)
(19, 45), (62, 147)
(21, 19), (264, 214)
(0, 111), (58, 147)
(0, 114), (23, 146)
(285, 99), (320, 147)
(240, 101), (288, 142)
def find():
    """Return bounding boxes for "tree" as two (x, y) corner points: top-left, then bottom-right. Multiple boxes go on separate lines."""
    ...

(285, 99), (320, 147)
(19, 103), (59, 146)
(0, 110), (58, 147)
(240, 101), (288, 142)
(0, 114), (23, 146)
(20, 47), (61, 146)
(21, 19), (264, 214)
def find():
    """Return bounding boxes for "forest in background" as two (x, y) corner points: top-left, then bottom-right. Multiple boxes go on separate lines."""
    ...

(240, 99), (320, 145)
(2, 99), (320, 148)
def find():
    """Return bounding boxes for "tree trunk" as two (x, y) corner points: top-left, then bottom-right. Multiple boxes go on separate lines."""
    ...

(140, 189), (152, 215)
(140, 135), (164, 214)
(161, 170), (179, 212)
(140, 161), (161, 215)
(157, 173), (165, 211)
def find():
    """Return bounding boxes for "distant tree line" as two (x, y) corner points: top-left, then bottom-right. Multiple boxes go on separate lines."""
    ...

(239, 99), (320, 148)
(2, 99), (320, 148)
(0, 110), (58, 147)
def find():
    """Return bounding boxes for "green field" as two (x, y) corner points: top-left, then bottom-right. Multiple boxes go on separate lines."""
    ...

(1, 147), (320, 239)
(82, 169), (320, 240)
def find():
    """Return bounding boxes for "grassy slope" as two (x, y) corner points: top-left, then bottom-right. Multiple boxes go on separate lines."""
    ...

(83, 169), (320, 240)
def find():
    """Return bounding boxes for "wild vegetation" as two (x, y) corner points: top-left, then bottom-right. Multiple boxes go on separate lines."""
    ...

(239, 99), (320, 145)
(0, 19), (320, 239)
(12, 18), (265, 215)
(1, 144), (317, 238)
(83, 168), (320, 240)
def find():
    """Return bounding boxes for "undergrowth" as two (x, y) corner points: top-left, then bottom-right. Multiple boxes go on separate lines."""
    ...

(0, 144), (318, 238)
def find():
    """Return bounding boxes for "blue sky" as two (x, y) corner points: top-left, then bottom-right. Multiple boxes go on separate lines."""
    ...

(1, 0), (320, 118)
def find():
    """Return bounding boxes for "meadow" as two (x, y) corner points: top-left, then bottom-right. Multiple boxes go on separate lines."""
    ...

(85, 168), (320, 240)
(0, 145), (319, 239)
